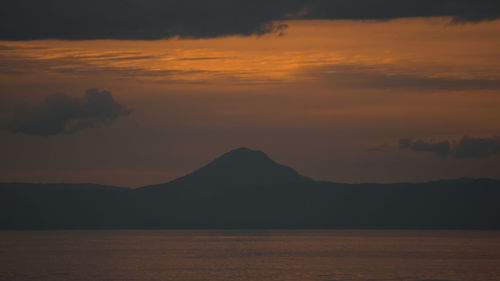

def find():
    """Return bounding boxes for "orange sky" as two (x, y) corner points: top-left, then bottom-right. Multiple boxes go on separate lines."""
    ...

(1, 18), (500, 186)
(1, 18), (500, 84)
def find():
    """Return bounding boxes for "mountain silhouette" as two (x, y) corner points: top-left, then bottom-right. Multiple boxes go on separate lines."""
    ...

(1, 147), (500, 229)
(143, 147), (311, 191)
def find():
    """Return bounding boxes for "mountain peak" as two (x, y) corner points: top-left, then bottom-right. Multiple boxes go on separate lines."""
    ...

(145, 147), (312, 190)
(215, 147), (272, 163)
(229, 147), (255, 152)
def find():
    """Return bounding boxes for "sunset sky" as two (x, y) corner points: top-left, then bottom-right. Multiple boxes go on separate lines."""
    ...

(1, 1), (500, 187)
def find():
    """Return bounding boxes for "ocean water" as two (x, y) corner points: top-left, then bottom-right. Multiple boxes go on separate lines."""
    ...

(0, 230), (499, 281)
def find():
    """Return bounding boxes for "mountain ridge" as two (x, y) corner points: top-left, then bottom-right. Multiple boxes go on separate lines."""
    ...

(1, 147), (500, 230)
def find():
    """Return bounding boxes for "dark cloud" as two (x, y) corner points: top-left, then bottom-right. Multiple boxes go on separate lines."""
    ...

(7, 89), (132, 136)
(302, 0), (500, 22)
(455, 136), (500, 158)
(399, 136), (500, 158)
(399, 138), (451, 157)
(0, 0), (499, 40)
(411, 139), (451, 157)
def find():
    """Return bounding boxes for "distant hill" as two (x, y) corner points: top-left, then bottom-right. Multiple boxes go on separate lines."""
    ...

(142, 147), (312, 192)
(1, 148), (500, 229)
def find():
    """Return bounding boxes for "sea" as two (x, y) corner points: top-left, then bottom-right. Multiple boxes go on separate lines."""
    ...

(1, 230), (499, 281)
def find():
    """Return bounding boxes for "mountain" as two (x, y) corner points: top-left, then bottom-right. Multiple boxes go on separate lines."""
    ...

(142, 147), (311, 190)
(1, 147), (500, 229)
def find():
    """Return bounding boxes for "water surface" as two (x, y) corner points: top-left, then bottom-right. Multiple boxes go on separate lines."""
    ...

(1, 230), (499, 281)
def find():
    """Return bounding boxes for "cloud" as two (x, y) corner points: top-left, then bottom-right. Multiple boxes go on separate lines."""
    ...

(411, 139), (451, 157)
(300, 64), (500, 91)
(0, 0), (498, 40)
(0, 47), (258, 84)
(303, 0), (500, 22)
(399, 136), (500, 158)
(7, 89), (132, 136)
(455, 136), (500, 158)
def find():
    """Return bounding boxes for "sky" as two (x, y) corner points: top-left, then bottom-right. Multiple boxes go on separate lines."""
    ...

(1, 1), (500, 187)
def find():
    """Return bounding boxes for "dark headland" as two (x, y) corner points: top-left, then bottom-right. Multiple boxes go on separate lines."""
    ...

(1, 147), (499, 230)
